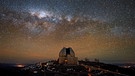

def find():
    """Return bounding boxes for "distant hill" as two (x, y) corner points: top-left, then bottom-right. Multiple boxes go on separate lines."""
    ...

(0, 63), (15, 68)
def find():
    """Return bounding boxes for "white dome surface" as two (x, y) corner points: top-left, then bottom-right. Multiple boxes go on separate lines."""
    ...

(59, 47), (75, 57)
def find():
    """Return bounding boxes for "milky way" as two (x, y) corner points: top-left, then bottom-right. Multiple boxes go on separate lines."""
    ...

(0, 0), (135, 63)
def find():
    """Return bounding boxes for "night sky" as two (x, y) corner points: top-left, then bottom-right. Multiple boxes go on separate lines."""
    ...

(0, 0), (135, 64)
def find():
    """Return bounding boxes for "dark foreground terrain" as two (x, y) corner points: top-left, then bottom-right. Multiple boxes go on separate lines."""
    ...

(0, 61), (135, 76)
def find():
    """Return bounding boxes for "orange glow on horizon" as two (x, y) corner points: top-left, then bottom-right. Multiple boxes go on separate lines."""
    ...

(16, 64), (25, 67)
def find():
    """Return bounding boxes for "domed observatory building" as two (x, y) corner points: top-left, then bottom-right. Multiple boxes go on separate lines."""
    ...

(58, 47), (78, 65)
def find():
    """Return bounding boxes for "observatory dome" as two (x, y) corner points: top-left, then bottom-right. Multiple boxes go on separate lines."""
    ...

(59, 47), (75, 57)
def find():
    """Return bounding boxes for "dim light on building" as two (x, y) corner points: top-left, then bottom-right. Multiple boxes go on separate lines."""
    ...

(58, 47), (78, 65)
